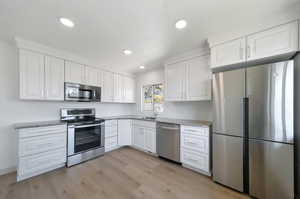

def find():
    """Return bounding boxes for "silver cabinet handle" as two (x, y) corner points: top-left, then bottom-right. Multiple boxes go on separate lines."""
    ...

(240, 47), (243, 60)
(247, 45), (251, 58)
(159, 126), (180, 131)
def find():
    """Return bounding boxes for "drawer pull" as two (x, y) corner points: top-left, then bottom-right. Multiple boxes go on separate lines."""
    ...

(186, 157), (199, 162)
(185, 141), (198, 146)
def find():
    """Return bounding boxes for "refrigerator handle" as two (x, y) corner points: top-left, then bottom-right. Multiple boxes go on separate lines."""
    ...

(243, 97), (249, 138)
(243, 97), (249, 193)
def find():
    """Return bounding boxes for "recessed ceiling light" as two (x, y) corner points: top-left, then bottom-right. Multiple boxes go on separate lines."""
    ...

(175, 19), (187, 29)
(59, 18), (75, 28)
(123, 50), (132, 55)
(139, 65), (145, 69)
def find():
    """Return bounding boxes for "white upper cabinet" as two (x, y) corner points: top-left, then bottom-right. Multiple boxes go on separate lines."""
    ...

(165, 54), (211, 101)
(19, 50), (45, 100)
(44, 56), (65, 101)
(102, 71), (114, 102)
(85, 66), (102, 87)
(122, 76), (136, 103)
(210, 21), (299, 69)
(65, 61), (85, 84)
(113, 73), (123, 103)
(247, 21), (299, 61)
(165, 61), (186, 101)
(186, 55), (211, 101)
(211, 38), (246, 69)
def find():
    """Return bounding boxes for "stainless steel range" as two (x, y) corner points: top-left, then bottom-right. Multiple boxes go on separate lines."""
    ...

(61, 108), (105, 167)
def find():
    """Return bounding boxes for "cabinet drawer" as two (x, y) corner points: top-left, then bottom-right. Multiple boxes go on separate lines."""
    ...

(105, 136), (118, 148)
(18, 148), (66, 176)
(19, 125), (67, 138)
(19, 133), (66, 157)
(133, 120), (156, 128)
(181, 149), (209, 172)
(181, 133), (209, 154)
(105, 126), (118, 138)
(105, 120), (118, 127)
(181, 125), (209, 137)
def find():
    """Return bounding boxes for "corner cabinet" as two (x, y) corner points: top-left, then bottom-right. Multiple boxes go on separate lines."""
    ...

(210, 20), (299, 69)
(165, 54), (212, 101)
(19, 50), (65, 101)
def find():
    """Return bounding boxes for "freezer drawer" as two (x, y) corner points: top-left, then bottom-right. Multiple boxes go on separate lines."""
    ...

(213, 134), (244, 192)
(249, 139), (294, 199)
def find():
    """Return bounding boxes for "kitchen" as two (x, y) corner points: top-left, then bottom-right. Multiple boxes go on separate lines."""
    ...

(0, 0), (299, 199)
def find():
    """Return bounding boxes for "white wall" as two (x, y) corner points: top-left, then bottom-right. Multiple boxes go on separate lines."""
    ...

(135, 68), (213, 120)
(0, 40), (135, 173)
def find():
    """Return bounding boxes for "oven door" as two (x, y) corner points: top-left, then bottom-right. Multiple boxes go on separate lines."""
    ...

(68, 123), (104, 156)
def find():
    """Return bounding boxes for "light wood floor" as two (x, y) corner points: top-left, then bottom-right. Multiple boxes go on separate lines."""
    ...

(0, 147), (249, 199)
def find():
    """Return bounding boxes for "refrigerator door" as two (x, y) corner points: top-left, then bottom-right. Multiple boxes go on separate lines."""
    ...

(213, 69), (245, 137)
(247, 61), (294, 143)
(213, 134), (244, 192)
(249, 139), (294, 199)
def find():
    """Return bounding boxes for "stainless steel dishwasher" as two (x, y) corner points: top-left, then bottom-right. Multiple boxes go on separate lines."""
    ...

(157, 122), (180, 163)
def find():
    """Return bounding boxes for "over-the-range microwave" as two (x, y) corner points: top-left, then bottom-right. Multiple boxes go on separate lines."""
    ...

(64, 82), (101, 102)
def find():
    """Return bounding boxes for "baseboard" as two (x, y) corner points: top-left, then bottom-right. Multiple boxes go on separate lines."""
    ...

(0, 166), (16, 176)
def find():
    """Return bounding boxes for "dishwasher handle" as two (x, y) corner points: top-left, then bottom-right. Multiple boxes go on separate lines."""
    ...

(159, 126), (180, 131)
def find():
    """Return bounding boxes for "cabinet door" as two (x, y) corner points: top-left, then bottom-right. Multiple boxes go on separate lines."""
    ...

(102, 71), (114, 102)
(133, 126), (145, 149)
(247, 21), (298, 61)
(118, 120), (132, 146)
(19, 50), (45, 100)
(45, 56), (64, 100)
(122, 76), (136, 103)
(65, 61), (85, 84)
(113, 73), (123, 102)
(145, 128), (156, 153)
(211, 38), (246, 68)
(165, 62), (186, 101)
(186, 55), (212, 101)
(85, 66), (102, 87)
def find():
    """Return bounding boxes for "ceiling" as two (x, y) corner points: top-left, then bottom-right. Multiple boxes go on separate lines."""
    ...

(0, 0), (300, 73)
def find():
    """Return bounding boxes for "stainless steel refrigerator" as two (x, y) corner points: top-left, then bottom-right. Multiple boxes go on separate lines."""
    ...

(212, 59), (294, 199)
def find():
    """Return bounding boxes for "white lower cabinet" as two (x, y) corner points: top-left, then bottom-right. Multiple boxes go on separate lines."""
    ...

(133, 125), (146, 149)
(180, 125), (211, 176)
(118, 120), (132, 146)
(17, 124), (67, 181)
(145, 128), (156, 153)
(132, 120), (156, 154)
(104, 120), (119, 152)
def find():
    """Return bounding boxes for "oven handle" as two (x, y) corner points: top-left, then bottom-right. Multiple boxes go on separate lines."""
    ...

(69, 123), (104, 129)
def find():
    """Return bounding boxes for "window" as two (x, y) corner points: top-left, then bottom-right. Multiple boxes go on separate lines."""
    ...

(142, 84), (164, 114)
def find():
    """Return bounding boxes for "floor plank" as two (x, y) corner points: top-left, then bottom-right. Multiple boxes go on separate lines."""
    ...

(0, 147), (250, 199)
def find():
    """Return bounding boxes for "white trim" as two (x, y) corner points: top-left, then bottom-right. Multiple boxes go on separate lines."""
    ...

(15, 37), (135, 77)
(164, 46), (210, 66)
(0, 167), (16, 176)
